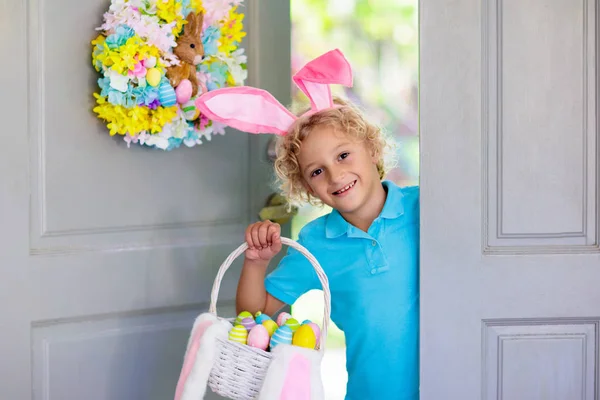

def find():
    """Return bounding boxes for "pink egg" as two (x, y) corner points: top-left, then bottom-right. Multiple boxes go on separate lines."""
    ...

(276, 312), (292, 327)
(175, 79), (193, 104)
(306, 322), (321, 346)
(247, 324), (270, 351)
(241, 317), (257, 331)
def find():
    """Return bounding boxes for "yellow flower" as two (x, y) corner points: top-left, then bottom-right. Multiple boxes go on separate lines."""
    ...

(156, 0), (186, 36)
(219, 7), (246, 54)
(93, 35), (162, 75)
(91, 35), (106, 72)
(225, 72), (236, 87)
(190, 0), (205, 13)
(92, 93), (178, 136)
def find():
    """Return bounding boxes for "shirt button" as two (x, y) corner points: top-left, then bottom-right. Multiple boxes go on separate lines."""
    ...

(371, 240), (377, 246)
(370, 268), (377, 275)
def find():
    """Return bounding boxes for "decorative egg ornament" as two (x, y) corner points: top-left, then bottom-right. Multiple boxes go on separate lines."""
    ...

(292, 324), (317, 349)
(228, 324), (248, 345)
(270, 325), (293, 350)
(276, 312), (292, 327)
(284, 318), (300, 333)
(234, 311), (253, 326)
(247, 325), (270, 351)
(241, 317), (257, 332)
(262, 320), (279, 337)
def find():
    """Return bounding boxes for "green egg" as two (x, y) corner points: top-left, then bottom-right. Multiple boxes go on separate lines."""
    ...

(235, 311), (253, 325)
(284, 317), (300, 333)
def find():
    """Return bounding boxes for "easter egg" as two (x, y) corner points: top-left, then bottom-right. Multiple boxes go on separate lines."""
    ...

(247, 324), (270, 351)
(234, 311), (253, 326)
(255, 313), (271, 324)
(146, 68), (161, 87)
(175, 79), (193, 104)
(144, 56), (157, 68)
(284, 318), (300, 333)
(228, 324), (248, 345)
(158, 79), (177, 106)
(276, 312), (292, 327)
(262, 319), (278, 337)
(270, 325), (293, 350)
(292, 324), (317, 349)
(241, 317), (257, 332)
(305, 322), (321, 347)
(181, 99), (199, 121)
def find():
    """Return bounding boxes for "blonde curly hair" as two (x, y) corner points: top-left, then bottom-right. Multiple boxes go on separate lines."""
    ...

(274, 97), (394, 207)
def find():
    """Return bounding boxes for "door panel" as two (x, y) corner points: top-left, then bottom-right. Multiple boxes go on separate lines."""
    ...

(0, 1), (291, 399)
(420, 0), (600, 398)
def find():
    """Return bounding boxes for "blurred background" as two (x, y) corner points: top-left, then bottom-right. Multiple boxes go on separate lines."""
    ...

(287, 0), (419, 397)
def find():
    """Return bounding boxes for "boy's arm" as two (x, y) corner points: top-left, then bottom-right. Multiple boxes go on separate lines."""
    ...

(236, 257), (286, 316)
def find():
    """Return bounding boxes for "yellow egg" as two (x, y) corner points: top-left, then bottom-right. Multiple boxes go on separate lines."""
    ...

(262, 319), (279, 337)
(146, 68), (161, 87)
(228, 324), (248, 345)
(292, 324), (317, 349)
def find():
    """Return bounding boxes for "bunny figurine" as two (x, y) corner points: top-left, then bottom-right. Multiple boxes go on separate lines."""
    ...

(167, 11), (205, 103)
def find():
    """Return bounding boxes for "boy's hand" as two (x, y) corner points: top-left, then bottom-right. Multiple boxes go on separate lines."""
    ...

(245, 221), (282, 262)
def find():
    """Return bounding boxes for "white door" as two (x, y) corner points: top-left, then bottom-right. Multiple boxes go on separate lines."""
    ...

(0, 1), (290, 399)
(420, 0), (599, 399)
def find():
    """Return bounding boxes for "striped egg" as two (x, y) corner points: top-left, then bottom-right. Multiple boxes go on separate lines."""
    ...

(241, 317), (257, 331)
(234, 311), (253, 326)
(181, 99), (199, 121)
(255, 313), (272, 324)
(269, 325), (293, 350)
(228, 324), (248, 345)
(157, 79), (176, 107)
(284, 318), (300, 333)
(276, 312), (292, 327)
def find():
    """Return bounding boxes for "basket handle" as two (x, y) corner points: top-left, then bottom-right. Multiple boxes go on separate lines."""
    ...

(208, 237), (331, 351)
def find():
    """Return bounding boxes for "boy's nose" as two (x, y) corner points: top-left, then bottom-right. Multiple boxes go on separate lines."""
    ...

(329, 168), (346, 184)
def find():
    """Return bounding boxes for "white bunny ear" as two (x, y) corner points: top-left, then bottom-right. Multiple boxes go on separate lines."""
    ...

(195, 86), (298, 135)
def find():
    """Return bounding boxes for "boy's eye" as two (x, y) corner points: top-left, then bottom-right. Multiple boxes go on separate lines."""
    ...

(311, 168), (323, 177)
(339, 152), (349, 160)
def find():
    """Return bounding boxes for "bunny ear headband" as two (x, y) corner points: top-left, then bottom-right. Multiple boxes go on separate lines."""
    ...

(194, 49), (353, 135)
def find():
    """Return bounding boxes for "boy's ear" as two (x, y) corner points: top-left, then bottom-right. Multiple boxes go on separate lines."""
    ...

(370, 148), (381, 165)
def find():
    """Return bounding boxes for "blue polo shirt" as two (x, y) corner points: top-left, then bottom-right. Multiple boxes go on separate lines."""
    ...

(265, 181), (419, 400)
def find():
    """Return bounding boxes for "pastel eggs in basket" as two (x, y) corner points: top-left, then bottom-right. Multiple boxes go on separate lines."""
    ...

(227, 311), (320, 351)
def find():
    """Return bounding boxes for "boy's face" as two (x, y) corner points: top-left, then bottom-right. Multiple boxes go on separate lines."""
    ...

(297, 125), (381, 214)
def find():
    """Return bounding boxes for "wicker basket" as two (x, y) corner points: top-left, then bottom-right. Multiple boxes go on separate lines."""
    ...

(206, 237), (331, 400)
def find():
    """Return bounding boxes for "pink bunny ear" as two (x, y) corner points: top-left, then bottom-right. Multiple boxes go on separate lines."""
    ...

(278, 354), (312, 400)
(292, 48), (353, 112)
(195, 86), (297, 135)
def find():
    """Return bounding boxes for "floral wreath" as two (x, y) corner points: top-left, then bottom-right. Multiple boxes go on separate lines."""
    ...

(91, 0), (247, 150)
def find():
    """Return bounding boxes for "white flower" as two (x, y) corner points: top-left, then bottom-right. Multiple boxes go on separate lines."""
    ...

(108, 70), (130, 92)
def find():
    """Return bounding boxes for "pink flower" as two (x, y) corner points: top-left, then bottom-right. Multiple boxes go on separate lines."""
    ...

(130, 61), (147, 77)
(198, 113), (210, 130)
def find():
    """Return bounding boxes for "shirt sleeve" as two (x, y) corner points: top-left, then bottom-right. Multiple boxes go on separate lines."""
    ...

(264, 230), (321, 305)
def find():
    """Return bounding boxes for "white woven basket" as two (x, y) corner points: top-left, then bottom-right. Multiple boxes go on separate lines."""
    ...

(206, 237), (331, 400)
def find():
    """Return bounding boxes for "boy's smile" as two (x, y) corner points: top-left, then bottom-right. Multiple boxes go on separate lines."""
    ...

(332, 180), (356, 196)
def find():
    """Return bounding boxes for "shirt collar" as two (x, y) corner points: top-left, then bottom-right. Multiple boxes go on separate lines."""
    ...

(325, 180), (405, 238)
